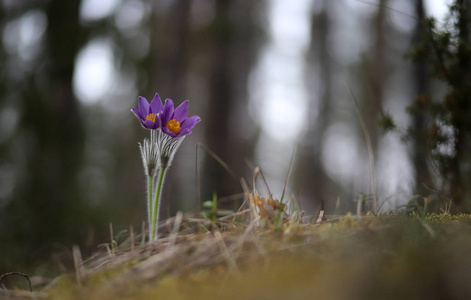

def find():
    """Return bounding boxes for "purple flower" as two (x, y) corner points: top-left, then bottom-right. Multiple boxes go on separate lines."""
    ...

(131, 94), (163, 130)
(160, 99), (200, 138)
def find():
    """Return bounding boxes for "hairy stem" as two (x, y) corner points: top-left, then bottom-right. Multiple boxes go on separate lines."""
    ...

(151, 167), (166, 241)
(147, 175), (153, 241)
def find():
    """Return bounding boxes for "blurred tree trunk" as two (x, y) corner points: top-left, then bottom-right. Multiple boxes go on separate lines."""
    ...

(151, 0), (191, 100)
(296, 0), (337, 212)
(149, 0), (192, 218)
(202, 0), (260, 208)
(203, 0), (234, 203)
(0, 0), (7, 236)
(411, 0), (432, 196)
(148, 0), (260, 213)
(366, 0), (388, 152)
(4, 0), (87, 260)
(449, 0), (471, 205)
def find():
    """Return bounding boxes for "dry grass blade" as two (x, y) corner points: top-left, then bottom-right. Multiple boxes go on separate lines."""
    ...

(41, 211), (471, 300)
(167, 211), (183, 250)
(130, 225), (134, 252)
(196, 143), (238, 180)
(348, 85), (377, 214)
(253, 167), (271, 196)
(316, 208), (324, 225)
(196, 143), (239, 216)
(109, 223), (115, 256)
(280, 147), (296, 203)
(215, 231), (240, 274)
(72, 246), (85, 285)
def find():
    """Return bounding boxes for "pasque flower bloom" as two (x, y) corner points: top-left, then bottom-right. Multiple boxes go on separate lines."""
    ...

(132, 93), (200, 242)
(131, 94), (163, 130)
(160, 99), (200, 138)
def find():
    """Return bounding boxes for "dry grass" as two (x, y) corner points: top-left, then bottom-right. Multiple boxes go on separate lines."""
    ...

(4, 201), (471, 299)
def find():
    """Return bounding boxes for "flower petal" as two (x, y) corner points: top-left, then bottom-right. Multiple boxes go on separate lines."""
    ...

(173, 100), (189, 123)
(161, 98), (175, 126)
(131, 107), (143, 120)
(162, 126), (177, 137)
(138, 96), (150, 118)
(143, 119), (157, 129)
(180, 115), (201, 131)
(150, 93), (163, 114)
(175, 128), (192, 138)
(152, 119), (160, 129)
(176, 116), (200, 137)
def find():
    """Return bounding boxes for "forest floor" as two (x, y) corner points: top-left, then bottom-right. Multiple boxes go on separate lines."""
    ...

(3, 210), (471, 300)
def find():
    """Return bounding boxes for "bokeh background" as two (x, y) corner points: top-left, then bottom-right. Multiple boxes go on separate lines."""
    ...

(0, 0), (449, 273)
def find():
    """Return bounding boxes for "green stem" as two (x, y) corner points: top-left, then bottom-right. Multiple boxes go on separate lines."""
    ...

(151, 167), (166, 241)
(147, 175), (153, 241)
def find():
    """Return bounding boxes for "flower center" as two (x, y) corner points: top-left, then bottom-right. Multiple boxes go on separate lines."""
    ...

(167, 119), (181, 134)
(145, 113), (157, 123)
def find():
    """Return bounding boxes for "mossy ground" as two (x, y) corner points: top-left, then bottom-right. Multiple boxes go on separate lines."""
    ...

(5, 213), (471, 299)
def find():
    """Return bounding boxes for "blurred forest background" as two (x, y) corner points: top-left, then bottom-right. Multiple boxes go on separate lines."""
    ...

(0, 0), (468, 274)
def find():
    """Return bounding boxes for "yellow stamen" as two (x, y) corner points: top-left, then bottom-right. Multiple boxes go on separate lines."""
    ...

(167, 119), (181, 134)
(145, 113), (157, 123)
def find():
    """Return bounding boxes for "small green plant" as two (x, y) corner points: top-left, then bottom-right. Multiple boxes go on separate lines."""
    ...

(201, 192), (233, 228)
(97, 224), (128, 255)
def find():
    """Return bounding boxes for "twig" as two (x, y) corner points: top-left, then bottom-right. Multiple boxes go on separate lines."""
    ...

(0, 272), (32, 292)
(355, 0), (418, 21)
(422, 183), (452, 202)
